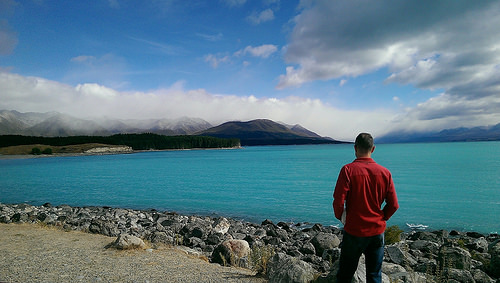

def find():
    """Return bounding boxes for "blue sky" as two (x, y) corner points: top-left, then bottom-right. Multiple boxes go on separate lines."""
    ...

(1, 0), (500, 140)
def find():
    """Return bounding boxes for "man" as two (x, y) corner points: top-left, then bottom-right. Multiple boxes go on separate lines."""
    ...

(333, 133), (399, 283)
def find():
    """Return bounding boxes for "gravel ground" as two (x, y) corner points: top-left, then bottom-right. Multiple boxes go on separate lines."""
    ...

(0, 223), (267, 283)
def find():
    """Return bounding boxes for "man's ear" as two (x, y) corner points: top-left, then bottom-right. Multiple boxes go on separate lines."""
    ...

(371, 146), (375, 153)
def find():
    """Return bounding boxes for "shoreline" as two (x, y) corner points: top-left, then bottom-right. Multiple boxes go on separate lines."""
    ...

(1, 202), (499, 282)
(0, 145), (243, 160)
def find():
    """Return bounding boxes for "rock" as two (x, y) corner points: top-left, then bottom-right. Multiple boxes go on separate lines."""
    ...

(224, 239), (250, 258)
(467, 237), (488, 253)
(1, 203), (499, 281)
(322, 247), (340, 264)
(176, 245), (204, 257)
(111, 234), (146, 250)
(89, 219), (120, 237)
(11, 212), (28, 223)
(386, 271), (426, 283)
(382, 262), (406, 274)
(300, 242), (316, 255)
(149, 231), (174, 245)
(262, 219), (274, 226)
(213, 217), (230, 234)
(471, 269), (495, 283)
(323, 255), (392, 283)
(410, 240), (440, 255)
(408, 231), (441, 243)
(386, 245), (411, 266)
(212, 239), (250, 267)
(488, 239), (500, 278)
(267, 253), (316, 283)
(466, 231), (485, 239)
(311, 232), (340, 256)
(442, 268), (474, 283)
(438, 246), (471, 270)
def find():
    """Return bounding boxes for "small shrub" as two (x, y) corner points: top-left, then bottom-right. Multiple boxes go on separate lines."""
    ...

(385, 225), (403, 245)
(249, 245), (275, 276)
(31, 147), (41, 155)
(42, 148), (52, 154)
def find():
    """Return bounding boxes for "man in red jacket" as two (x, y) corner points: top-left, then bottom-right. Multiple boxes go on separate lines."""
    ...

(333, 133), (399, 283)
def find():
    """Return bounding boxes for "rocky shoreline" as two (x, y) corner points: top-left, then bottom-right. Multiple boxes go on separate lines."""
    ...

(1, 203), (499, 283)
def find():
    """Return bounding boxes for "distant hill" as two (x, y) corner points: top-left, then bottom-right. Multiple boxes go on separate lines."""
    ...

(198, 119), (344, 146)
(0, 110), (344, 146)
(0, 110), (212, 137)
(377, 123), (500, 143)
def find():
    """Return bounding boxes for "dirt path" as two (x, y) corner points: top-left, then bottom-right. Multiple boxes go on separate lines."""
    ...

(0, 223), (266, 283)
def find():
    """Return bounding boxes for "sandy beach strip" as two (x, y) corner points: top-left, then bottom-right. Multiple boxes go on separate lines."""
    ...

(0, 223), (266, 283)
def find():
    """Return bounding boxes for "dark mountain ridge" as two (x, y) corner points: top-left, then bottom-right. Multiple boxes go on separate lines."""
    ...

(198, 119), (344, 146)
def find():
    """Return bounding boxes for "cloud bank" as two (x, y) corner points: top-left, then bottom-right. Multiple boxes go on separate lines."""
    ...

(275, 0), (500, 134)
(0, 72), (395, 141)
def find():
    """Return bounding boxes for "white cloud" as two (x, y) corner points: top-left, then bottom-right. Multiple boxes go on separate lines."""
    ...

(0, 72), (399, 140)
(206, 44), (278, 68)
(70, 55), (96, 64)
(75, 83), (118, 99)
(235, 44), (278, 58)
(196, 32), (223, 42)
(204, 54), (230, 68)
(279, 0), (500, 103)
(247, 8), (274, 25)
(65, 53), (129, 89)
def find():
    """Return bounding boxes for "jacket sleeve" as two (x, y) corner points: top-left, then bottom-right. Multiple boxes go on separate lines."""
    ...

(333, 166), (349, 221)
(382, 174), (399, 220)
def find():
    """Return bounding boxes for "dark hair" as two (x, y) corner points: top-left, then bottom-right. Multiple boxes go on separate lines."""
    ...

(355, 133), (374, 152)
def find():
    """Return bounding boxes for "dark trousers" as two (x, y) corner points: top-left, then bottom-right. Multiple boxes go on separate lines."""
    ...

(336, 231), (384, 283)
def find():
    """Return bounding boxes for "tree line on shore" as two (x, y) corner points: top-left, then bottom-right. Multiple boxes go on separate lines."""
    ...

(0, 133), (241, 150)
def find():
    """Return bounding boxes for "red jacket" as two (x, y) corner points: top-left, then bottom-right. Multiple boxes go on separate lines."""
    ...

(333, 157), (399, 237)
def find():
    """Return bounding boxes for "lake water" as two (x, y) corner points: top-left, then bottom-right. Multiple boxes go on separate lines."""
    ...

(1, 142), (499, 234)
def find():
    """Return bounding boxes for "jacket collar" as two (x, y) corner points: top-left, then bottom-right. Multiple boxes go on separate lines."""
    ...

(354, 157), (374, 163)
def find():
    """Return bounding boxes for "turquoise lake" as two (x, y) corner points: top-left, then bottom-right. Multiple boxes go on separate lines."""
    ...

(1, 142), (499, 234)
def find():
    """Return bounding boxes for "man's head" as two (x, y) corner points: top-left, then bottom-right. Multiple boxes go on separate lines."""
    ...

(354, 133), (375, 158)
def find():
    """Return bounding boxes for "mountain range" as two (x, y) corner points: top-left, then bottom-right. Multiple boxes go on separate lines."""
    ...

(2, 110), (499, 144)
(377, 124), (500, 143)
(0, 110), (212, 137)
(0, 110), (341, 146)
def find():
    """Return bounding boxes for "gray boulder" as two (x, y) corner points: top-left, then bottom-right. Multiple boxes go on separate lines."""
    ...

(466, 237), (488, 253)
(386, 244), (417, 267)
(212, 239), (250, 267)
(410, 240), (440, 255)
(311, 232), (340, 256)
(149, 231), (174, 245)
(438, 246), (471, 270)
(323, 255), (392, 283)
(471, 269), (495, 283)
(300, 242), (316, 255)
(442, 268), (474, 283)
(111, 234), (146, 250)
(267, 252), (316, 283)
(89, 219), (120, 237)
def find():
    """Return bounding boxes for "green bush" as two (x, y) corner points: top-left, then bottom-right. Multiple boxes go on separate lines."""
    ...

(31, 147), (41, 155)
(385, 225), (403, 245)
(42, 148), (52, 154)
